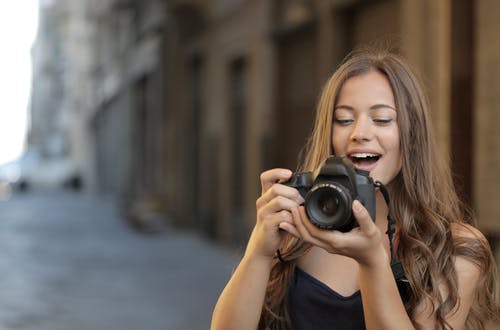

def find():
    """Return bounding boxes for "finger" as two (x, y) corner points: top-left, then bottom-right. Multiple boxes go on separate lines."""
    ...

(260, 168), (292, 194)
(296, 207), (347, 252)
(259, 195), (302, 219)
(256, 182), (304, 209)
(352, 200), (377, 233)
(278, 222), (300, 238)
(275, 210), (294, 227)
(256, 209), (293, 233)
(291, 207), (322, 246)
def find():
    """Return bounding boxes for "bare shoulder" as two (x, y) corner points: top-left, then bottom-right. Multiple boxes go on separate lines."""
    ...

(454, 253), (482, 284)
(413, 223), (495, 328)
(450, 222), (491, 276)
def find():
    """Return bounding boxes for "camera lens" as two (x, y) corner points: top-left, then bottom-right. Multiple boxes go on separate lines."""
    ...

(317, 193), (340, 217)
(305, 183), (352, 230)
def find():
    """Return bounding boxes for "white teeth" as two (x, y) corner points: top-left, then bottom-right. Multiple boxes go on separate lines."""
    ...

(350, 153), (378, 158)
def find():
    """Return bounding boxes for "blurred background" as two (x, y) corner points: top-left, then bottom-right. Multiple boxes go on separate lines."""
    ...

(0, 0), (499, 329)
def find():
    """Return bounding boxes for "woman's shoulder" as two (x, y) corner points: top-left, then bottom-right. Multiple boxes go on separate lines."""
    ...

(450, 222), (493, 270)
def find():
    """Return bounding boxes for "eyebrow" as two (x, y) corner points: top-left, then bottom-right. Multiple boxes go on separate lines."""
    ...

(334, 104), (396, 111)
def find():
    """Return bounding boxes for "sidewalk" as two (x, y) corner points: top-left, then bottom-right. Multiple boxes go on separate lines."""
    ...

(0, 191), (240, 330)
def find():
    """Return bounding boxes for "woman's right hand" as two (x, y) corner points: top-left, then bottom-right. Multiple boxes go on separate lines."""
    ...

(244, 168), (305, 261)
(211, 169), (304, 329)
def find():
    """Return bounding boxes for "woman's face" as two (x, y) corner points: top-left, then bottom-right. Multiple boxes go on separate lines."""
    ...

(332, 70), (402, 185)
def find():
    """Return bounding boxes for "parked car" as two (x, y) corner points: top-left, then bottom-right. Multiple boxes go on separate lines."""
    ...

(0, 150), (82, 191)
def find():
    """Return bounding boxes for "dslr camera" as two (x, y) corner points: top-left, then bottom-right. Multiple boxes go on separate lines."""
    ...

(282, 156), (376, 232)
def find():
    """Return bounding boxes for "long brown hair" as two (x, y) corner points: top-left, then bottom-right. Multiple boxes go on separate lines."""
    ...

(259, 48), (499, 329)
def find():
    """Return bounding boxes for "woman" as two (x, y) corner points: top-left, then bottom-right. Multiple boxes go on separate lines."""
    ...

(211, 49), (499, 329)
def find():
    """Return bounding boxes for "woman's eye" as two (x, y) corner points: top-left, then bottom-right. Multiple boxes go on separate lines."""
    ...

(334, 118), (353, 125)
(373, 118), (393, 124)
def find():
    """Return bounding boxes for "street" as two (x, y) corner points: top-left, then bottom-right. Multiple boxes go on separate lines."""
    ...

(0, 191), (239, 330)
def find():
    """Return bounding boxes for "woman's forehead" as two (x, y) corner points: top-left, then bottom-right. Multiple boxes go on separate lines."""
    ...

(335, 71), (396, 108)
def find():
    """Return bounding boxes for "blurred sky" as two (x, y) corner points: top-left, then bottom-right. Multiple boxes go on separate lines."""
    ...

(0, 1), (38, 165)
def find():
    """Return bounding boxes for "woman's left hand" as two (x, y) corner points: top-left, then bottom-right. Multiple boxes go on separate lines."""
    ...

(280, 200), (388, 266)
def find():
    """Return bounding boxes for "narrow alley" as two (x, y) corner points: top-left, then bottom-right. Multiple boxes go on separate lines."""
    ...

(0, 192), (239, 330)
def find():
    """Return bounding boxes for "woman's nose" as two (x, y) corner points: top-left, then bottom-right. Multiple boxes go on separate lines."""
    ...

(350, 116), (373, 142)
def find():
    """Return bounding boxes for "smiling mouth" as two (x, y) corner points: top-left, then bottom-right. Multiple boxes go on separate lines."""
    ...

(348, 153), (380, 168)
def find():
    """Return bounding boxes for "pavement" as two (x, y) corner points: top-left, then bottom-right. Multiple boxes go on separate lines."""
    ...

(0, 191), (240, 330)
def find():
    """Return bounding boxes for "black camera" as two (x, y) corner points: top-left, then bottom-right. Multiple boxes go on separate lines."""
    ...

(282, 156), (376, 232)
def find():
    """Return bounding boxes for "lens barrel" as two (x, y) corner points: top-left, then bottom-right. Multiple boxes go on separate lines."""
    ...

(305, 183), (352, 230)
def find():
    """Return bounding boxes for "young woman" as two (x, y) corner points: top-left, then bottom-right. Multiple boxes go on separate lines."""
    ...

(211, 49), (499, 329)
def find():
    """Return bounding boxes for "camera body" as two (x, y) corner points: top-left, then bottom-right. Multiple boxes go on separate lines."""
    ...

(282, 156), (376, 232)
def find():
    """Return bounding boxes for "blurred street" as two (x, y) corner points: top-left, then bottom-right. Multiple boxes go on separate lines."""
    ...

(0, 191), (239, 330)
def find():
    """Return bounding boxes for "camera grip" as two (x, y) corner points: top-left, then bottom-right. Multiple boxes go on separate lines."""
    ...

(356, 184), (376, 221)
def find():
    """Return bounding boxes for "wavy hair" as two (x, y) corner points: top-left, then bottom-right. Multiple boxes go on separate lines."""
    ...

(259, 48), (499, 329)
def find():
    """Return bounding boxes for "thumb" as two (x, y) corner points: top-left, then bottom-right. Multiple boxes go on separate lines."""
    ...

(352, 200), (376, 230)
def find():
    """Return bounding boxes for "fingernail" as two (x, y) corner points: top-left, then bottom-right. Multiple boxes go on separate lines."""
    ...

(353, 200), (362, 212)
(297, 195), (305, 204)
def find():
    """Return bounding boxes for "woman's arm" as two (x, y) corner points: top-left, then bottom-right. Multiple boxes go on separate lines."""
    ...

(358, 254), (479, 330)
(359, 220), (487, 330)
(357, 247), (415, 329)
(211, 252), (274, 330)
(211, 169), (304, 330)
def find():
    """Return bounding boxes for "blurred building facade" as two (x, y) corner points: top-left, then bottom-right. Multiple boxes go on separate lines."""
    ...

(31, 0), (500, 258)
(31, 0), (169, 224)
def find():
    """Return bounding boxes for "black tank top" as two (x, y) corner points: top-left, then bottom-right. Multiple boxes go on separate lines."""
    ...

(288, 267), (366, 330)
